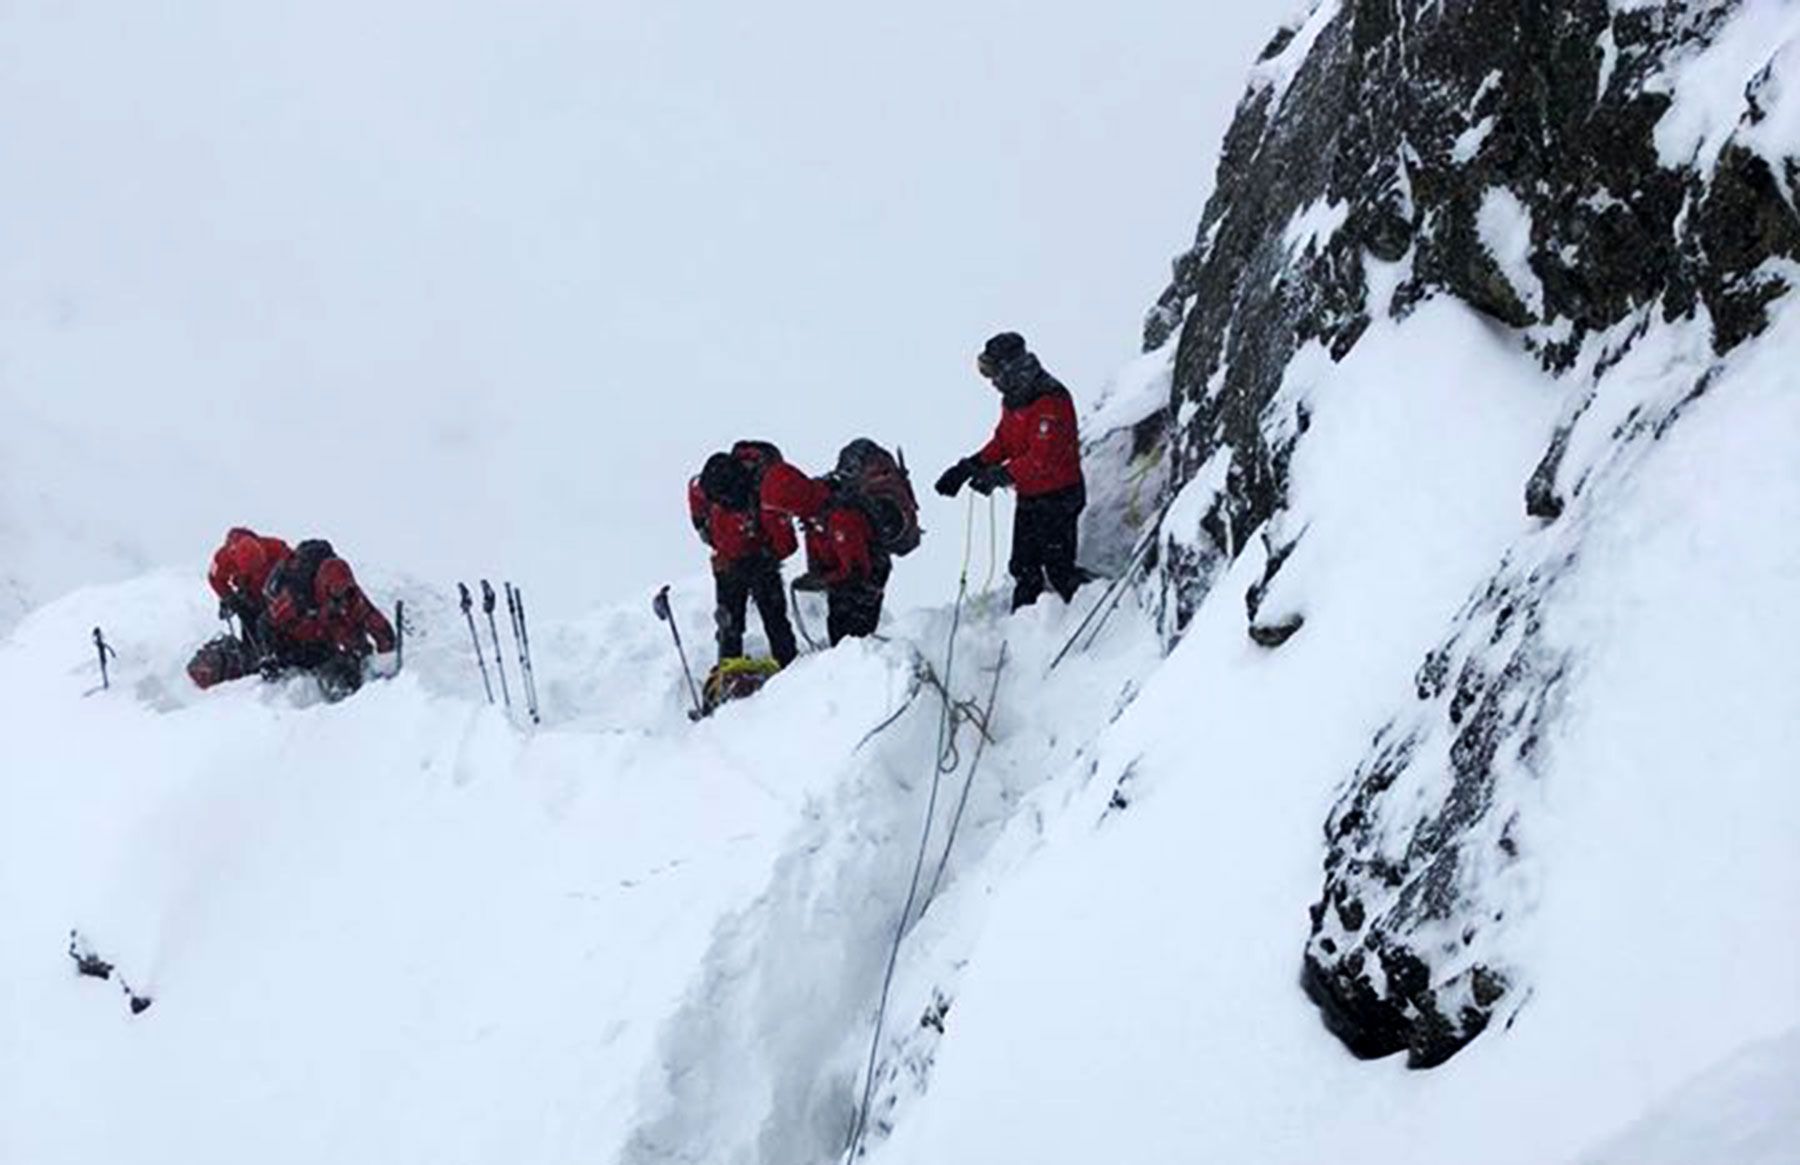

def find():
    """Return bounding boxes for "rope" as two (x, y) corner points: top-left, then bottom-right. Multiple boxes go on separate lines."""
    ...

(924, 642), (1008, 906)
(845, 500), (978, 1163)
(983, 493), (999, 596)
(1048, 495), (1176, 672)
(854, 664), (926, 752)
(791, 579), (824, 653)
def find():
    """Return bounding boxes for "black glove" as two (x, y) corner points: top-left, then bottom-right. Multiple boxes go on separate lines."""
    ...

(791, 573), (828, 593)
(934, 457), (980, 498)
(969, 463), (1011, 496)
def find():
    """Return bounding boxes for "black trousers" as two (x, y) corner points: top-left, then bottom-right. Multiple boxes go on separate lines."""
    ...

(715, 555), (798, 666)
(1010, 483), (1086, 611)
(826, 557), (891, 645)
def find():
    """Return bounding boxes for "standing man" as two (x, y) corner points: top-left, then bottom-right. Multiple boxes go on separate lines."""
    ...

(690, 445), (800, 667)
(935, 332), (1086, 610)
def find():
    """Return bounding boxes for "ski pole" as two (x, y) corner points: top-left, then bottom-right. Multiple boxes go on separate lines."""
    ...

(92, 627), (116, 690)
(482, 580), (512, 712)
(652, 585), (704, 719)
(393, 600), (406, 676)
(459, 583), (494, 703)
(506, 583), (540, 724)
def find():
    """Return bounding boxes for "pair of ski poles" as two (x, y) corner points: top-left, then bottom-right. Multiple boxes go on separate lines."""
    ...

(460, 580), (540, 723)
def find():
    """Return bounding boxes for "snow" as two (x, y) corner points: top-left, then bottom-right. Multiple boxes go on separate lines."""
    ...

(3, 1), (1797, 1161)
(1452, 116), (1497, 164)
(1478, 185), (1546, 317)
(1084, 341), (1176, 436)
(869, 295), (1800, 1164)
(1282, 197), (1351, 255)
(1741, 37), (1800, 204)
(1581, 1028), (1800, 1165)
(1648, 0), (1800, 173)
(1247, 0), (1343, 110)
(1597, 27), (1620, 102)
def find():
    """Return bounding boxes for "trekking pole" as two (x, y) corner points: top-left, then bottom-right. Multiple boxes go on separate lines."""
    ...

(652, 585), (704, 719)
(458, 584), (494, 703)
(506, 583), (540, 725)
(92, 627), (116, 690)
(482, 580), (513, 712)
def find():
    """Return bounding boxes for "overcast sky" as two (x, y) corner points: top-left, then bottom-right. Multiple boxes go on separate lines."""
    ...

(2, 2), (1290, 618)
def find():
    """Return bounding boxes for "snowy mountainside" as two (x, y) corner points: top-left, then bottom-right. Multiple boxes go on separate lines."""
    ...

(5, 0), (1799, 1161)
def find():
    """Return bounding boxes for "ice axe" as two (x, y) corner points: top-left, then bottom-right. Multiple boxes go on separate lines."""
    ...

(91, 627), (117, 691)
(653, 585), (704, 720)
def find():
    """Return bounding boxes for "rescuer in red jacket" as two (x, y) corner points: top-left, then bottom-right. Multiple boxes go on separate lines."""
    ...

(189, 527), (293, 689)
(190, 535), (394, 698)
(689, 443), (800, 666)
(935, 332), (1087, 610)
(261, 541), (396, 699)
(761, 459), (890, 644)
(208, 527), (292, 629)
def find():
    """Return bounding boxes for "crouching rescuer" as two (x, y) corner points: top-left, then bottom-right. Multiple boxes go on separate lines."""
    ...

(936, 331), (1087, 611)
(763, 439), (921, 645)
(187, 533), (395, 701)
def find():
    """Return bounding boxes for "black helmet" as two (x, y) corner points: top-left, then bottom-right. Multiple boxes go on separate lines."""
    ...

(699, 452), (753, 509)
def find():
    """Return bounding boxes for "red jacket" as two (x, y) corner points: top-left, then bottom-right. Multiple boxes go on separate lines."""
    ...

(267, 557), (396, 655)
(977, 387), (1084, 497)
(688, 478), (799, 571)
(761, 462), (880, 586)
(209, 528), (291, 607)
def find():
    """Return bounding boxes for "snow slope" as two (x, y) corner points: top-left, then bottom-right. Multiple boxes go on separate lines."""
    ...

(4, 302), (1794, 1165)
(0, 553), (1160, 1164)
(873, 297), (1800, 1164)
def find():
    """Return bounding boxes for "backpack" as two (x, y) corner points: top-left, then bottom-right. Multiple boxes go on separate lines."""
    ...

(832, 439), (922, 557)
(264, 538), (337, 617)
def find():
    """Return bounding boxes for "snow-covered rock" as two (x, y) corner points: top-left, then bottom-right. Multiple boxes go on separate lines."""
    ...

(1079, 0), (1800, 1067)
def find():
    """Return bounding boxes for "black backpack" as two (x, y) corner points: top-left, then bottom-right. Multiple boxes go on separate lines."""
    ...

(264, 538), (336, 614)
(833, 439), (922, 557)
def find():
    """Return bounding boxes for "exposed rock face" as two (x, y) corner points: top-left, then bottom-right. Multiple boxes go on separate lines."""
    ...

(1107, 0), (1800, 1065)
(1144, 0), (1799, 631)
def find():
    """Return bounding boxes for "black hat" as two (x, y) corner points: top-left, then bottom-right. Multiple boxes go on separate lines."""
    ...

(977, 332), (1027, 378)
(699, 452), (753, 509)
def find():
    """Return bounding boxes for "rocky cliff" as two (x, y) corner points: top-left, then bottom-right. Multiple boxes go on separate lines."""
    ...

(1086, 0), (1800, 1067)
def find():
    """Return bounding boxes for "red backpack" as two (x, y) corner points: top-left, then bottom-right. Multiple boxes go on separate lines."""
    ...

(832, 439), (922, 557)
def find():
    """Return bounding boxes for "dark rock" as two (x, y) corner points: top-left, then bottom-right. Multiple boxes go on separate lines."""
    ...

(1249, 615), (1306, 648)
